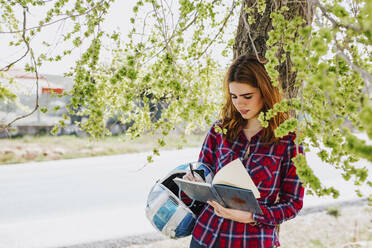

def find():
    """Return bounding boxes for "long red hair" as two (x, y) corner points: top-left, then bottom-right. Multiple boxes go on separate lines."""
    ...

(220, 54), (289, 144)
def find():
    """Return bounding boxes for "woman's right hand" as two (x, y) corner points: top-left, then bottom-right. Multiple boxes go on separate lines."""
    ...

(182, 171), (205, 182)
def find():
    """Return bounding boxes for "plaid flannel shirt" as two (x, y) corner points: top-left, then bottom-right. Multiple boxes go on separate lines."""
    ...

(191, 124), (305, 248)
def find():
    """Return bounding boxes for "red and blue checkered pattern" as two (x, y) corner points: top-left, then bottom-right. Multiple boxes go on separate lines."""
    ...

(191, 124), (305, 247)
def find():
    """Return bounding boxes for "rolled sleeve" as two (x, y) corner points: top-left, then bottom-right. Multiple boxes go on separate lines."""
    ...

(253, 135), (305, 226)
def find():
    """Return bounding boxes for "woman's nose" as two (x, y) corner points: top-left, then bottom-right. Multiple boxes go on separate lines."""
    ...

(236, 97), (246, 106)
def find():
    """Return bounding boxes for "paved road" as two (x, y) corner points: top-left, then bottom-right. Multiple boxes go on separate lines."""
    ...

(0, 146), (370, 248)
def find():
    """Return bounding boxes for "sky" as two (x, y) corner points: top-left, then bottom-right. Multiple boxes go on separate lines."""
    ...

(0, 1), (137, 75)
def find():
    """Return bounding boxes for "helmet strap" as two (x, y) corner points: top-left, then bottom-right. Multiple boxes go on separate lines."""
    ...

(178, 186), (196, 208)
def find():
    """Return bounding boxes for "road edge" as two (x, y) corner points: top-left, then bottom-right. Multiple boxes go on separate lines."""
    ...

(63, 198), (369, 248)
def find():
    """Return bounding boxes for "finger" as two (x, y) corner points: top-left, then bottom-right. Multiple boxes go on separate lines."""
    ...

(184, 175), (193, 181)
(207, 201), (216, 208)
(208, 201), (220, 212)
(191, 176), (203, 182)
(184, 172), (200, 181)
(213, 205), (222, 217)
(212, 202), (226, 214)
(183, 173), (194, 181)
(193, 174), (204, 182)
(189, 176), (198, 182)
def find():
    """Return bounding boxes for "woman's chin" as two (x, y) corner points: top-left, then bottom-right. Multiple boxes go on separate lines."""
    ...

(240, 112), (259, 120)
(240, 114), (252, 120)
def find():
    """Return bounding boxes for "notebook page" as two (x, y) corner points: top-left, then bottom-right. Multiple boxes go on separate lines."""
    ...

(212, 158), (260, 198)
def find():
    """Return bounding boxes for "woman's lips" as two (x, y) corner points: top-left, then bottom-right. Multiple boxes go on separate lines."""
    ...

(240, 110), (249, 115)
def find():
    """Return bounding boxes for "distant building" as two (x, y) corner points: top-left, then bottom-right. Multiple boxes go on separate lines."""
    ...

(0, 69), (74, 130)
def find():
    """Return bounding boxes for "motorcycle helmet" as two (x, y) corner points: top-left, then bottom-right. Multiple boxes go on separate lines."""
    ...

(145, 162), (213, 239)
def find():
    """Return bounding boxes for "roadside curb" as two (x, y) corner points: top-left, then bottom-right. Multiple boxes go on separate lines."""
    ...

(63, 198), (369, 248)
(298, 197), (368, 216)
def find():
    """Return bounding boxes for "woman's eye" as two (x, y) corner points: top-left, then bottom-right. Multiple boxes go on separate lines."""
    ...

(230, 95), (252, 99)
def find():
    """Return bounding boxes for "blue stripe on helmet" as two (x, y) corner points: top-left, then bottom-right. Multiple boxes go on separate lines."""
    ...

(172, 163), (189, 172)
(153, 198), (178, 231)
(174, 212), (195, 238)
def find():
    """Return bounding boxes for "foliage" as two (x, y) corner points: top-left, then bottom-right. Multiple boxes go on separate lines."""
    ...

(60, 0), (235, 163)
(257, 0), (372, 198)
(0, 0), (371, 199)
(326, 206), (341, 218)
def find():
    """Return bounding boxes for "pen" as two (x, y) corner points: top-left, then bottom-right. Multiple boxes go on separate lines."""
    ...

(189, 163), (195, 177)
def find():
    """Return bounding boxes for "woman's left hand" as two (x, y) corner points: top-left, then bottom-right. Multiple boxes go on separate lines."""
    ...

(207, 201), (256, 224)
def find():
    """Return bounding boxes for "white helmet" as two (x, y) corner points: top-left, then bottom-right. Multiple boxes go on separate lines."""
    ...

(145, 162), (213, 239)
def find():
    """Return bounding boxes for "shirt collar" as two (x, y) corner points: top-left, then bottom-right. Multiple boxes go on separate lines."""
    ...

(239, 128), (263, 143)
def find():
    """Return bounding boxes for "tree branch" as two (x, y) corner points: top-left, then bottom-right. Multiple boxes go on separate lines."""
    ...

(163, 0), (221, 53)
(0, 5), (30, 71)
(313, 0), (362, 32)
(152, 0), (171, 54)
(1, 7), (40, 132)
(0, 0), (105, 34)
(242, 12), (266, 64)
(169, 9), (199, 41)
(196, 0), (237, 60)
(334, 43), (372, 84)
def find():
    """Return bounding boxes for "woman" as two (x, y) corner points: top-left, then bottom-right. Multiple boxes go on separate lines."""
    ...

(183, 54), (305, 247)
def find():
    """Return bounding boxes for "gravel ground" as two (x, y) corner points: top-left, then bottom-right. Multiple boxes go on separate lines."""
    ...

(125, 204), (372, 248)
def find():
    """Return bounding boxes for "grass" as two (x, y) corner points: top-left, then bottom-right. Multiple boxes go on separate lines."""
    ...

(0, 132), (206, 165)
(309, 239), (326, 248)
(326, 206), (341, 218)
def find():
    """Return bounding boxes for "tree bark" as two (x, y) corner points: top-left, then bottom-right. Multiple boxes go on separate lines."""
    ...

(233, 0), (313, 99)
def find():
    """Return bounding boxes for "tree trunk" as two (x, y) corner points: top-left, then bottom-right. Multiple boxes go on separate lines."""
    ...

(233, 0), (313, 99)
(233, 2), (314, 239)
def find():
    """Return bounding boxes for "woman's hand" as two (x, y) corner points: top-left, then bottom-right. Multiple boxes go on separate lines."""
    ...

(207, 200), (256, 224)
(182, 171), (204, 182)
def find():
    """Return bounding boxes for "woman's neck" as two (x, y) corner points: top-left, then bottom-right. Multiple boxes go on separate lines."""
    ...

(242, 118), (263, 141)
(244, 117), (262, 132)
